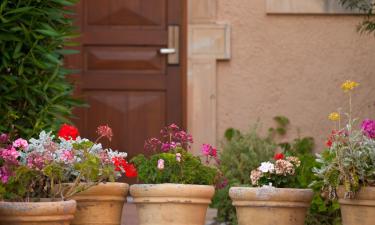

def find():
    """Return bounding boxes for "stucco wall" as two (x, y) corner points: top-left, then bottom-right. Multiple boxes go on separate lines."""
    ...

(216, 0), (375, 151)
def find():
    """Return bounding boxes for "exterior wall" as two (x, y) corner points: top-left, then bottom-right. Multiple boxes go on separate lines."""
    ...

(215, 0), (375, 151)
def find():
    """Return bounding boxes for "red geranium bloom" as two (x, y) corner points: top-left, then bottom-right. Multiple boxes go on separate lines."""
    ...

(58, 124), (79, 140)
(112, 157), (137, 178)
(274, 153), (285, 160)
(124, 163), (138, 178)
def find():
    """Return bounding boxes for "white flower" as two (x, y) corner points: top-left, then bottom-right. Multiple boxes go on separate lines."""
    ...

(258, 162), (275, 173)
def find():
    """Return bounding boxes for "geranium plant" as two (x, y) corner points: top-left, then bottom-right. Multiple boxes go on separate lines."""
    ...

(131, 124), (218, 185)
(250, 153), (301, 187)
(314, 80), (375, 199)
(0, 124), (136, 201)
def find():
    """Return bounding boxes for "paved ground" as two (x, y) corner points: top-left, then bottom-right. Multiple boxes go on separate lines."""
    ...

(121, 201), (219, 225)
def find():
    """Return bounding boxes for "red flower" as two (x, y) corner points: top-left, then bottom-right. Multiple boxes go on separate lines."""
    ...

(112, 157), (137, 178)
(97, 125), (113, 141)
(58, 124), (79, 140)
(124, 163), (137, 178)
(274, 153), (285, 160)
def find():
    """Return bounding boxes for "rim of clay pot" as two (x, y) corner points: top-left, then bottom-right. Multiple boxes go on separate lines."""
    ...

(229, 186), (313, 207)
(0, 199), (76, 217)
(338, 186), (375, 206)
(68, 182), (129, 202)
(130, 183), (215, 204)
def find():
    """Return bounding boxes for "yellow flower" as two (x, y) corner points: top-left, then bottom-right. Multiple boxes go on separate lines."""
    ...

(341, 80), (359, 92)
(328, 112), (340, 121)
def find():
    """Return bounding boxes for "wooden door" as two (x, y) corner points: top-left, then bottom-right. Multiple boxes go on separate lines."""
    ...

(66, 0), (185, 158)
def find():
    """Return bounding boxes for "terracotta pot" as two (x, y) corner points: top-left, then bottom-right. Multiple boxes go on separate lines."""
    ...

(338, 186), (375, 225)
(130, 183), (215, 225)
(229, 187), (313, 225)
(69, 182), (129, 225)
(0, 200), (76, 225)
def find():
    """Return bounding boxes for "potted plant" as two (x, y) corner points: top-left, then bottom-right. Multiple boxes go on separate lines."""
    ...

(130, 124), (218, 225)
(229, 153), (313, 225)
(0, 133), (78, 225)
(314, 80), (375, 225)
(55, 124), (137, 225)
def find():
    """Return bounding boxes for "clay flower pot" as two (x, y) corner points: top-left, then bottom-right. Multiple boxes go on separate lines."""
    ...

(70, 182), (129, 225)
(130, 183), (215, 225)
(338, 186), (375, 225)
(0, 200), (76, 225)
(229, 187), (313, 225)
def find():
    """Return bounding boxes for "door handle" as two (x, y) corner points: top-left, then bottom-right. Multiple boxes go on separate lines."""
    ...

(160, 48), (176, 54)
(161, 25), (179, 65)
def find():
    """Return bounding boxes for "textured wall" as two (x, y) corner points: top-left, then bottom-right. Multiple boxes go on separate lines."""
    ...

(216, 0), (375, 151)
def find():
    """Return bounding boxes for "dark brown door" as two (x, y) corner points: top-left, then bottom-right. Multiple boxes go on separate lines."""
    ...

(66, 0), (184, 158)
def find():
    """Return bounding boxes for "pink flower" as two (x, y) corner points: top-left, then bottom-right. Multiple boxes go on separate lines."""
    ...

(97, 125), (113, 141)
(0, 147), (20, 164)
(61, 150), (74, 162)
(176, 153), (182, 162)
(144, 138), (162, 152)
(361, 119), (375, 139)
(157, 159), (165, 170)
(12, 138), (28, 150)
(0, 166), (11, 184)
(201, 144), (217, 157)
(26, 152), (50, 170)
(0, 134), (8, 143)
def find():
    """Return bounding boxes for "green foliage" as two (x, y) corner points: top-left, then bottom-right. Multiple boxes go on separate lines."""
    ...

(212, 124), (276, 225)
(131, 147), (217, 185)
(339, 0), (375, 34)
(0, 0), (83, 139)
(212, 116), (341, 225)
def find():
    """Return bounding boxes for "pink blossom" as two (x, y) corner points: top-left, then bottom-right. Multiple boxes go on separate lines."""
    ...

(0, 166), (11, 184)
(144, 138), (162, 151)
(0, 134), (8, 143)
(61, 150), (74, 162)
(361, 119), (375, 138)
(97, 125), (113, 141)
(201, 144), (217, 157)
(27, 152), (49, 170)
(176, 153), (182, 162)
(12, 138), (28, 150)
(0, 147), (20, 164)
(157, 159), (165, 170)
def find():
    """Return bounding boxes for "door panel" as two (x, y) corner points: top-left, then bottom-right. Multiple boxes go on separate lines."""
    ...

(67, 0), (183, 158)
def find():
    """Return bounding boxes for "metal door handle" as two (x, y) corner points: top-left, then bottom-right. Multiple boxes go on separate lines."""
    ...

(161, 25), (179, 64)
(160, 48), (176, 54)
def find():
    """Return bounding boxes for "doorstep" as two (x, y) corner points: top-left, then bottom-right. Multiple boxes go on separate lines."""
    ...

(121, 197), (219, 225)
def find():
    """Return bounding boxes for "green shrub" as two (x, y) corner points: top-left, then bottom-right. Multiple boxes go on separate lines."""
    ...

(212, 116), (341, 225)
(131, 124), (218, 185)
(0, 0), (83, 138)
(132, 147), (217, 185)
(212, 124), (276, 224)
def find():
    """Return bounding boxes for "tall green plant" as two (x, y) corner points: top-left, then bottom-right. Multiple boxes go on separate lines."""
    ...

(0, 0), (83, 138)
(339, 0), (375, 34)
(212, 124), (276, 224)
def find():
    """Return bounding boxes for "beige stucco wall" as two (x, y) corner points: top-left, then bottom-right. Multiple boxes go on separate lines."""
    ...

(215, 0), (375, 151)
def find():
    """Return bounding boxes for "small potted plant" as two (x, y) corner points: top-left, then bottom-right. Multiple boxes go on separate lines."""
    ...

(54, 124), (137, 225)
(130, 124), (218, 225)
(314, 80), (375, 225)
(0, 133), (77, 225)
(229, 153), (313, 225)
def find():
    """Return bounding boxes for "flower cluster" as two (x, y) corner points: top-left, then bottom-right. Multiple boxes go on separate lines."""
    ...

(131, 124), (219, 185)
(361, 119), (375, 139)
(315, 80), (375, 199)
(341, 80), (359, 92)
(144, 124), (193, 153)
(250, 153), (300, 187)
(0, 124), (136, 201)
